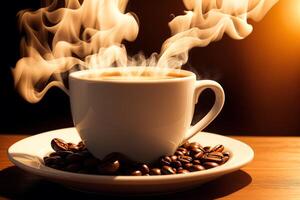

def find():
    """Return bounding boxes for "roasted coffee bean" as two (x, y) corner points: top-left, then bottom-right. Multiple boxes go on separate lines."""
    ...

(65, 163), (81, 172)
(44, 156), (49, 160)
(188, 142), (202, 150)
(177, 169), (190, 174)
(161, 166), (176, 175)
(221, 156), (230, 164)
(56, 158), (66, 167)
(83, 158), (99, 168)
(182, 141), (190, 149)
(193, 151), (204, 159)
(160, 160), (171, 166)
(51, 138), (69, 152)
(189, 165), (205, 172)
(78, 150), (92, 158)
(137, 164), (150, 175)
(208, 152), (224, 158)
(149, 168), (161, 175)
(175, 150), (184, 156)
(170, 155), (178, 161)
(44, 155), (62, 166)
(203, 162), (219, 169)
(77, 141), (86, 150)
(203, 146), (212, 152)
(103, 152), (124, 162)
(183, 163), (193, 169)
(222, 151), (230, 157)
(172, 168), (177, 173)
(212, 144), (224, 152)
(56, 150), (73, 158)
(77, 141), (85, 146)
(49, 152), (59, 157)
(193, 159), (201, 165)
(102, 160), (121, 174)
(68, 143), (79, 152)
(206, 153), (224, 163)
(189, 147), (203, 155)
(171, 160), (182, 168)
(178, 155), (192, 164)
(177, 147), (188, 155)
(66, 153), (84, 163)
(131, 170), (142, 176)
(44, 138), (230, 176)
(163, 156), (172, 163)
(102, 152), (121, 162)
(97, 160), (120, 175)
(160, 156), (172, 166)
(202, 157), (222, 163)
(47, 156), (65, 166)
(202, 153), (222, 162)
(43, 156), (51, 165)
(103, 152), (133, 168)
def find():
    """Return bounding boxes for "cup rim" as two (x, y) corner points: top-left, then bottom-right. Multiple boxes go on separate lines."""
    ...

(69, 67), (196, 83)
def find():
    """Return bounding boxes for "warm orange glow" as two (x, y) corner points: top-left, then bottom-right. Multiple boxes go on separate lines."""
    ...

(237, 0), (300, 133)
(290, 0), (300, 21)
(283, 0), (300, 29)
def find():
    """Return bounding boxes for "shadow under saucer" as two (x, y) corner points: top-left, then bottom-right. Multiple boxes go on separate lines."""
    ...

(0, 166), (251, 200)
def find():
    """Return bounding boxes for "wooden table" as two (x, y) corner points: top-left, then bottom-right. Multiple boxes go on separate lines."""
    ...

(1, 134), (300, 199)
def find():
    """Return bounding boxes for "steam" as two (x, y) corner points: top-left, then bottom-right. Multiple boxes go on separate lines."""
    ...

(158, 0), (278, 67)
(13, 0), (139, 103)
(13, 0), (278, 103)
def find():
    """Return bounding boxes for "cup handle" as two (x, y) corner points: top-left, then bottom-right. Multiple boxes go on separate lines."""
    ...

(182, 80), (225, 143)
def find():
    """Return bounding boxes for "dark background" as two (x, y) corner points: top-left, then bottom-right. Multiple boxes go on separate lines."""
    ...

(0, 0), (299, 135)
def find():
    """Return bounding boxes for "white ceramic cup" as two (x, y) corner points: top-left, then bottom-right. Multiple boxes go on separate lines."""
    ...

(69, 67), (225, 163)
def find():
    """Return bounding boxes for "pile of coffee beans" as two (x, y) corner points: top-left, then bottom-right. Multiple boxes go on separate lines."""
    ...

(43, 138), (230, 176)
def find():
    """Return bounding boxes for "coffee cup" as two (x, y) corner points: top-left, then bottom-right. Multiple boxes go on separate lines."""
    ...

(69, 67), (225, 163)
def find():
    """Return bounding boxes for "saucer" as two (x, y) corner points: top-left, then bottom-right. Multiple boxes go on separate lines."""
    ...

(8, 128), (254, 195)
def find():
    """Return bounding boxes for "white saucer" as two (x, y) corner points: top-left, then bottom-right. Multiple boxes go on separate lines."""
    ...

(8, 128), (254, 195)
